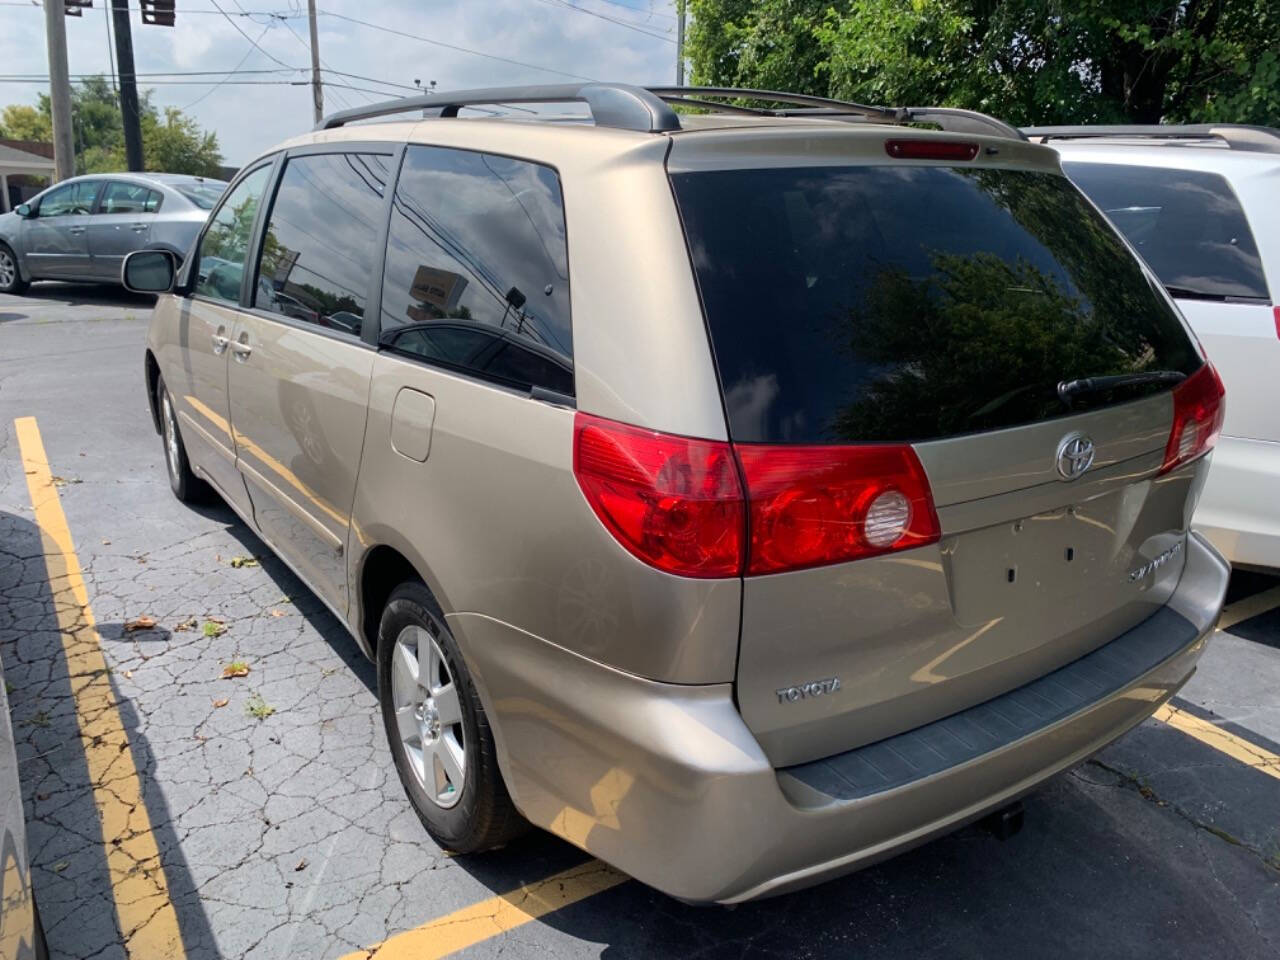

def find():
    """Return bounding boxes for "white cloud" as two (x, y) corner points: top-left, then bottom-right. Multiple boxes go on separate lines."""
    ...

(0, 0), (680, 165)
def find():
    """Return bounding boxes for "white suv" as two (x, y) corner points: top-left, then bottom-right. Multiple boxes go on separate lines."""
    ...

(1029, 125), (1280, 569)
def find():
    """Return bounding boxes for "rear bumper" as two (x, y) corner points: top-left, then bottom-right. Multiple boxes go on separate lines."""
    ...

(1195, 436), (1280, 569)
(455, 531), (1229, 904)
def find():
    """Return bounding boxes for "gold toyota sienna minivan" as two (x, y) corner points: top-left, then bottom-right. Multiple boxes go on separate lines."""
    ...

(127, 85), (1231, 904)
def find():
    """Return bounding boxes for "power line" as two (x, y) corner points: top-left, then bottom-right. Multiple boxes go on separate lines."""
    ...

(531, 0), (674, 43)
(208, 0), (299, 69)
(181, 21), (275, 110)
(591, 0), (678, 22)
(275, 14), (360, 108)
(319, 12), (598, 82)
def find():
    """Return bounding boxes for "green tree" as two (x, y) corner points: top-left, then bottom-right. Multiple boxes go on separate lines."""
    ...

(687, 0), (1280, 125)
(0, 76), (222, 176)
(0, 103), (51, 142)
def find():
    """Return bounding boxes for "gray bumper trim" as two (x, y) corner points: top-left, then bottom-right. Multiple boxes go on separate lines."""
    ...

(782, 606), (1198, 803)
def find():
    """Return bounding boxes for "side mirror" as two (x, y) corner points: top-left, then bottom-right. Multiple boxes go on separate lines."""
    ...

(121, 249), (176, 294)
(14, 203), (32, 218)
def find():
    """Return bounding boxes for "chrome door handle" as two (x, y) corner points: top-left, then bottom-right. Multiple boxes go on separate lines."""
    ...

(68, 226), (86, 235)
(230, 339), (252, 361)
(212, 333), (229, 355)
(131, 223), (148, 232)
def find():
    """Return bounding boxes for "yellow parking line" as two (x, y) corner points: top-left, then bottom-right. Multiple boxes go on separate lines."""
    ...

(1154, 703), (1280, 781)
(1217, 584), (1280, 631)
(15, 417), (187, 959)
(339, 860), (628, 960)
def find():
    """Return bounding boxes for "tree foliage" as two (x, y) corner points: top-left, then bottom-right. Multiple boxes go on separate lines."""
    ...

(0, 76), (222, 176)
(687, 0), (1280, 124)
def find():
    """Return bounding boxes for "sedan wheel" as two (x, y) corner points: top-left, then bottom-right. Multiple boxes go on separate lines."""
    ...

(0, 244), (26, 294)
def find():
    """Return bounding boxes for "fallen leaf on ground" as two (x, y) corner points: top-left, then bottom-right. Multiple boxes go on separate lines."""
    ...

(52, 860), (69, 873)
(50, 476), (81, 487)
(203, 621), (226, 638)
(122, 670), (133, 680)
(173, 617), (198, 632)
(294, 858), (308, 872)
(124, 616), (157, 633)
(229, 556), (260, 568)
(206, 616), (227, 624)
(101, 539), (111, 545)
(212, 698), (229, 708)
(268, 609), (286, 618)
(275, 596), (292, 604)
(220, 662), (249, 679)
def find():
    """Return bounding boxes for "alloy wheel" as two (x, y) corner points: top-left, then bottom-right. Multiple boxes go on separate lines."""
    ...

(390, 623), (466, 808)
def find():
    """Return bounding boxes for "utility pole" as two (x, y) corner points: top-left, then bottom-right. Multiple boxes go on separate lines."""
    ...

(111, 0), (144, 171)
(675, 1), (685, 86)
(43, 0), (76, 181)
(307, 0), (323, 125)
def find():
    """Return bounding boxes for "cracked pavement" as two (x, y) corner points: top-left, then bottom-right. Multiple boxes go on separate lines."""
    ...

(1, 285), (1278, 959)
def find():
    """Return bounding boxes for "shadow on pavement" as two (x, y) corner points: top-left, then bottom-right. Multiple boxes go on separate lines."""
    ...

(15, 284), (156, 311)
(0, 509), (217, 959)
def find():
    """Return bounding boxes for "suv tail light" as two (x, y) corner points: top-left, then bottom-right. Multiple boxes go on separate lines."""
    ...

(573, 413), (941, 578)
(1160, 362), (1225, 475)
(573, 414), (744, 578)
(736, 444), (941, 574)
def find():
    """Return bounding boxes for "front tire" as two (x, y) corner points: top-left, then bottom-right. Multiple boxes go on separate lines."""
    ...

(377, 581), (525, 853)
(0, 242), (29, 295)
(156, 374), (201, 502)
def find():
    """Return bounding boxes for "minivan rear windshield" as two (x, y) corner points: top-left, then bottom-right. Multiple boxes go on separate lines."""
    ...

(671, 165), (1201, 445)
(1062, 161), (1270, 302)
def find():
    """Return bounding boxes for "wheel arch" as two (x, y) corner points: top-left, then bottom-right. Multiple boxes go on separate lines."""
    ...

(352, 531), (454, 660)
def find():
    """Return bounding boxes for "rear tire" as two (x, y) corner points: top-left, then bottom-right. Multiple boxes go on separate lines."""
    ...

(0, 242), (28, 295)
(156, 374), (201, 502)
(377, 581), (526, 853)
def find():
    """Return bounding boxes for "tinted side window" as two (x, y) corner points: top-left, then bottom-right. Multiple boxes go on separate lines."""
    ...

(195, 165), (272, 305)
(1063, 162), (1270, 301)
(380, 145), (572, 394)
(254, 152), (391, 335)
(100, 181), (162, 214)
(38, 180), (100, 217)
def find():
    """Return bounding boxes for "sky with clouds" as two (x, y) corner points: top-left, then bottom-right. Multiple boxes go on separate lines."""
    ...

(0, 0), (680, 165)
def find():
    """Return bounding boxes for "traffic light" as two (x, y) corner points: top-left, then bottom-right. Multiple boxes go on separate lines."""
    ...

(140, 0), (175, 26)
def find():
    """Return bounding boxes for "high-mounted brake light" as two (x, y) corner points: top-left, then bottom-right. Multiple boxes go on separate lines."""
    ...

(573, 414), (744, 578)
(885, 139), (980, 161)
(1160, 363), (1225, 475)
(573, 414), (941, 578)
(736, 444), (941, 574)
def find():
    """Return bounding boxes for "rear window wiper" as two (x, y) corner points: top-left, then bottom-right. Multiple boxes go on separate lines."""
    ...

(1163, 285), (1229, 302)
(1057, 370), (1186, 403)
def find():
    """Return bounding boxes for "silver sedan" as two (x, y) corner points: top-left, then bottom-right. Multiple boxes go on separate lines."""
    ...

(0, 173), (226, 294)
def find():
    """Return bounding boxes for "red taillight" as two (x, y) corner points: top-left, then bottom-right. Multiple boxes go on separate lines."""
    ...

(574, 415), (942, 577)
(1160, 363), (1225, 475)
(736, 444), (941, 574)
(1273, 305), (1280, 340)
(885, 139), (980, 161)
(573, 413), (744, 578)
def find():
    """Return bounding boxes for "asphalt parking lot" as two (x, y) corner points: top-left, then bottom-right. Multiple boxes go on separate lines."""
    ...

(1, 285), (1277, 960)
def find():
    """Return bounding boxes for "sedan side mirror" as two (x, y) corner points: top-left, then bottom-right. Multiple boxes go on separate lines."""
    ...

(14, 203), (32, 218)
(122, 249), (176, 293)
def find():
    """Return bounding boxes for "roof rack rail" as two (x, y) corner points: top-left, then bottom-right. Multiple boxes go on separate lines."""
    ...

(1021, 124), (1280, 155)
(317, 82), (1024, 141)
(319, 83), (680, 133)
